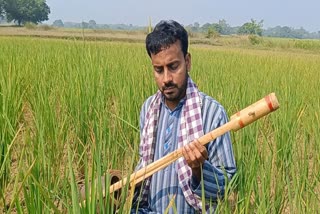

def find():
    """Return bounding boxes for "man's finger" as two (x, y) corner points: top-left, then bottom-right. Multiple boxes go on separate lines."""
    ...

(184, 144), (206, 167)
(188, 143), (202, 160)
(185, 144), (197, 162)
(183, 144), (200, 168)
(182, 146), (189, 160)
(182, 145), (194, 164)
(193, 140), (208, 160)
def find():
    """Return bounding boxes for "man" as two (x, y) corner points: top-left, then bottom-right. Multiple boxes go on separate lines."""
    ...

(131, 20), (236, 213)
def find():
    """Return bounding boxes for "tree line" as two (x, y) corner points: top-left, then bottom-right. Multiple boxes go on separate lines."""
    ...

(51, 19), (320, 40)
(185, 19), (319, 39)
(0, 0), (319, 40)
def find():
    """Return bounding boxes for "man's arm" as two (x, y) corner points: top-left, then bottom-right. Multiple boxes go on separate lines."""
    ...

(131, 97), (152, 208)
(190, 134), (236, 201)
(186, 96), (237, 201)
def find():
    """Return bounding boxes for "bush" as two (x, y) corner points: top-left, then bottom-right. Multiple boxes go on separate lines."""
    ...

(248, 34), (263, 45)
(206, 27), (220, 39)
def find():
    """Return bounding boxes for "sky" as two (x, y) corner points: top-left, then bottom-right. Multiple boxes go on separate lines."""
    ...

(45, 0), (320, 32)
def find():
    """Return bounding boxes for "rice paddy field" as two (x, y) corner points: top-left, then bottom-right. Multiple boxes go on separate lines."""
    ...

(0, 35), (320, 213)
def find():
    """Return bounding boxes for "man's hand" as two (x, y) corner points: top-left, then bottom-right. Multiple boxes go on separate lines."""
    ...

(182, 140), (208, 181)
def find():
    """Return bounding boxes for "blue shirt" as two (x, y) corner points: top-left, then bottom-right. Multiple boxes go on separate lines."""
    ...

(131, 92), (236, 213)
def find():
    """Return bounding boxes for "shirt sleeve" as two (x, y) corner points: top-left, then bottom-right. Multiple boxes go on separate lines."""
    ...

(134, 98), (149, 171)
(190, 101), (237, 201)
(131, 98), (150, 208)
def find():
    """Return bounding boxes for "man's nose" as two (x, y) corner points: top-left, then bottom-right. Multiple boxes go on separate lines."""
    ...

(163, 69), (172, 83)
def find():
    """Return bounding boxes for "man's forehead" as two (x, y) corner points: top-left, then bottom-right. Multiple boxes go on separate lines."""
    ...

(153, 42), (182, 55)
(151, 47), (183, 63)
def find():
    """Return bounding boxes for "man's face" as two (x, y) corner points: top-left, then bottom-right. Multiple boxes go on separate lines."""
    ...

(150, 40), (191, 110)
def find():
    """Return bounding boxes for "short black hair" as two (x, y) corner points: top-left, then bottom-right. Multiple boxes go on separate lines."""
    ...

(146, 20), (188, 57)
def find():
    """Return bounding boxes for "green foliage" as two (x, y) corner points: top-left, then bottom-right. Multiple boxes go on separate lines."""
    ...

(52, 19), (64, 28)
(238, 19), (263, 36)
(3, 0), (50, 25)
(88, 20), (96, 29)
(211, 23), (222, 34)
(192, 22), (200, 32)
(0, 0), (4, 17)
(199, 20), (236, 35)
(206, 26), (219, 39)
(0, 37), (319, 212)
(218, 19), (231, 34)
(248, 34), (263, 45)
(263, 26), (312, 39)
(81, 21), (89, 29)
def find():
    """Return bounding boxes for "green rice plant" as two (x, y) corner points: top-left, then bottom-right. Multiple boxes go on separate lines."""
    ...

(0, 50), (26, 197)
(0, 36), (319, 213)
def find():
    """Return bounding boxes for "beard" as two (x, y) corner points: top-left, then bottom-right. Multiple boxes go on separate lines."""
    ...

(161, 75), (188, 102)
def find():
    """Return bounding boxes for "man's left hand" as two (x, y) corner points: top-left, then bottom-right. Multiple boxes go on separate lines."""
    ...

(182, 140), (208, 181)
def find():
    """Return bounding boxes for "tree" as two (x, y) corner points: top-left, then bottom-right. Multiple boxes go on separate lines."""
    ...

(218, 19), (231, 35)
(81, 21), (88, 28)
(201, 23), (212, 32)
(192, 22), (200, 32)
(0, 0), (4, 17)
(3, 0), (50, 25)
(88, 20), (96, 29)
(206, 26), (219, 39)
(52, 19), (64, 27)
(263, 26), (310, 39)
(238, 19), (263, 36)
(193, 22), (200, 29)
(211, 23), (222, 34)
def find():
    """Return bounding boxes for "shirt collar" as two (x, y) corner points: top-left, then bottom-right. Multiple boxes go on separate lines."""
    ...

(161, 95), (186, 113)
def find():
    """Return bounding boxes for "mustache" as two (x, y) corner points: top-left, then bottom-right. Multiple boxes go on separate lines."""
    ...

(162, 82), (177, 91)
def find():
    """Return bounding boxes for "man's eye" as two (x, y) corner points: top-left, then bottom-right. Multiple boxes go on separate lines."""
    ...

(169, 64), (178, 71)
(154, 67), (163, 73)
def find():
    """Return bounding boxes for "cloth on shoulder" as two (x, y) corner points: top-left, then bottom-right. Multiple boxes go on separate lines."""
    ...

(139, 77), (206, 210)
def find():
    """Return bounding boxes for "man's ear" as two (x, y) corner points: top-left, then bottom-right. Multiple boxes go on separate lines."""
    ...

(185, 53), (191, 72)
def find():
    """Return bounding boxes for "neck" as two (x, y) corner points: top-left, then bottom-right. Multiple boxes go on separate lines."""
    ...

(165, 99), (180, 110)
(165, 92), (186, 110)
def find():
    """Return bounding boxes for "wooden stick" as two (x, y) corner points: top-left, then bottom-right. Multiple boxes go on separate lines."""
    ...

(81, 92), (279, 205)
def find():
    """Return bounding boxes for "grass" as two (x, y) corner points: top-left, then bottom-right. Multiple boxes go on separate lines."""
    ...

(0, 35), (319, 213)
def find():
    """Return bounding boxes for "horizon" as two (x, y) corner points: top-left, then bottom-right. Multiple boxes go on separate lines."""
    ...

(45, 0), (320, 32)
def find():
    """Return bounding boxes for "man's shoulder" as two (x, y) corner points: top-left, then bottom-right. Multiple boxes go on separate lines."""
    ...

(141, 94), (157, 109)
(199, 92), (230, 130)
(199, 92), (229, 119)
(199, 92), (224, 109)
